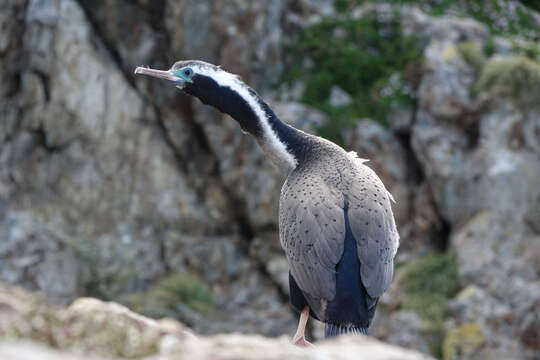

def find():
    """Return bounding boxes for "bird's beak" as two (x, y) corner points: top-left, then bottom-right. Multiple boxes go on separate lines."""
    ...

(134, 66), (180, 82)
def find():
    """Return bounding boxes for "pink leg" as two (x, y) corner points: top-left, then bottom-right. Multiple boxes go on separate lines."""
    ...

(292, 306), (314, 347)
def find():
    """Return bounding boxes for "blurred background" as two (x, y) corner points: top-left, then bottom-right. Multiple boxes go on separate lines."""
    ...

(1, 0), (539, 359)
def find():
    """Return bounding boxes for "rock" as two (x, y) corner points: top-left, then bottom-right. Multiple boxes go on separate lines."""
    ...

(76, 0), (167, 76)
(0, 211), (81, 304)
(417, 40), (475, 121)
(296, 0), (335, 16)
(450, 212), (540, 358)
(0, 282), (434, 360)
(329, 86), (352, 107)
(387, 106), (414, 133)
(412, 102), (540, 225)
(164, 1), (285, 89)
(174, 333), (435, 360)
(0, 342), (108, 360)
(443, 323), (485, 360)
(0, 336), (435, 360)
(373, 311), (434, 355)
(0, 282), (191, 358)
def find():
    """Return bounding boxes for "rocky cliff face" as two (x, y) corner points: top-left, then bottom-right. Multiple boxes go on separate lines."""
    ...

(0, 0), (539, 359)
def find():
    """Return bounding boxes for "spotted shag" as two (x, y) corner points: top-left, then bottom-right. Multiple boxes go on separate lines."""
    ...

(135, 60), (399, 345)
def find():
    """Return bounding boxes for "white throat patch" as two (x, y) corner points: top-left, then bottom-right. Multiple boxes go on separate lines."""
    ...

(192, 64), (298, 171)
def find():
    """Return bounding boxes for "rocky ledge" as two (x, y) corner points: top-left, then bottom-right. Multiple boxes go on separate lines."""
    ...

(0, 282), (432, 360)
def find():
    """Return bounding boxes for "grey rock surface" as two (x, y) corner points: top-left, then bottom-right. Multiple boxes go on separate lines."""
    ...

(329, 86), (353, 107)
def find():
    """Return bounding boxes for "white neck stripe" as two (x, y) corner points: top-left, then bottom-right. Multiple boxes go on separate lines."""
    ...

(193, 65), (298, 171)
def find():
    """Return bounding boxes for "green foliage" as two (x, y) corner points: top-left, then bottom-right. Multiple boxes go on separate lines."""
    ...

(150, 273), (214, 315)
(483, 37), (496, 58)
(511, 39), (540, 61)
(402, 253), (460, 324)
(401, 253), (460, 358)
(429, 332), (445, 359)
(476, 55), (540, 108)
(283, 11), (421, 142)
(525, 0), (540, 11)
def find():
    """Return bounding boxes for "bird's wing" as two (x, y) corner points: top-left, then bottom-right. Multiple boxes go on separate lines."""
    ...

(279, 169), (346, 301)
(345, 155), (399, 298)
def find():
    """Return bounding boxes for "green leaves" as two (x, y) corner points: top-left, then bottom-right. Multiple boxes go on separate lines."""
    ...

(283, 11), (421, 142)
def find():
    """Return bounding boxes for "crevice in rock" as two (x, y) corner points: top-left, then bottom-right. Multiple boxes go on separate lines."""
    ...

(3, 1), (28, 100)
(158, 236), (171, 274)
(152, 106), (190, 174)
(396, 131), (423, 186)
(74, 0), (136, 89)
(422, 179), (453, 252)
(32, 125), (70, 153)
(33, 70), (50, 103)
(5, 72), (22, 100)
(400, 74), (453, 253)
(433, 217), (451, 251)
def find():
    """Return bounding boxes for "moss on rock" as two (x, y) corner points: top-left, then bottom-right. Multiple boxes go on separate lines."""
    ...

(122, 272), (214, 322)
(458, 41), (487, 72)
(149, 273), (214, 315)
(476, 56), (540, 108)
(442, 323), (485, 360)
(402, 254), (460, 324)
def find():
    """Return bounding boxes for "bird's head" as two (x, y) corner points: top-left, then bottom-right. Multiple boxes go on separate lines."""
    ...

(134, 60), (243, 100)
(134, 60), (266, 136)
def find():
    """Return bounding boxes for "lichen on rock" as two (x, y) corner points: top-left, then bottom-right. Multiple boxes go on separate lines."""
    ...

(442, 323), (484, 360)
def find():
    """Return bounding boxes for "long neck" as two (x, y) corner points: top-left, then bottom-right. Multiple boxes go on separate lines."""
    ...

(254, 97), (313, 172)
(189, 75), (312, 173)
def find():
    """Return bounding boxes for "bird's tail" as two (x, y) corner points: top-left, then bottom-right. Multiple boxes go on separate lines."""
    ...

(325, 323), (368, 338)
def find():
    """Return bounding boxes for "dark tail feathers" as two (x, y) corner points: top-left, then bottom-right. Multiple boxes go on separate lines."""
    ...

(325, 323), (368, 338)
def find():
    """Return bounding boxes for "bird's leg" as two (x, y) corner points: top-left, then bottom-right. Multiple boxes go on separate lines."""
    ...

(292, 306), (313, 347)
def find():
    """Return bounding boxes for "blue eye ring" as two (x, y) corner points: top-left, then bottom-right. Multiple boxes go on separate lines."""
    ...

(172, 67), (194, 83)
(183, 68), (193, 77)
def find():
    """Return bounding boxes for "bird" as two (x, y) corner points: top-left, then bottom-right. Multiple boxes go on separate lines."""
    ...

(135, 60), (399, 345)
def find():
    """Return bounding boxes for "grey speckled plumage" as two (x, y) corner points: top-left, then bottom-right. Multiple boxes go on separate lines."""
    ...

(279, 138), (399, 322)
